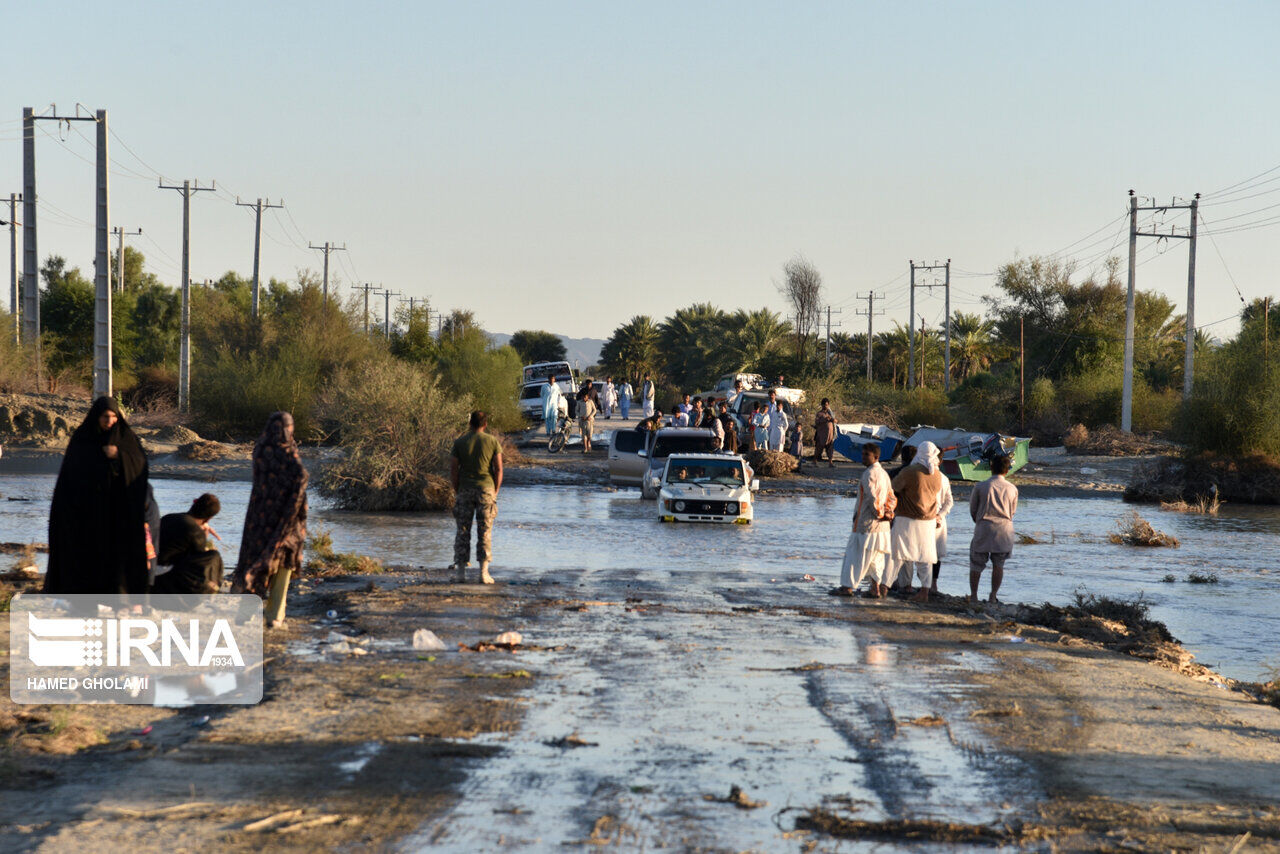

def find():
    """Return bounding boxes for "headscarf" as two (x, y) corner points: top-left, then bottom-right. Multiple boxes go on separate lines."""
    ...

(914, 440), (941, 475)
(45, 396), (150, 594)
(232, 412), (309, 598)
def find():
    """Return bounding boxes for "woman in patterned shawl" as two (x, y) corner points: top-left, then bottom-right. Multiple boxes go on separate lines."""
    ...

(232, 412), (308, 628)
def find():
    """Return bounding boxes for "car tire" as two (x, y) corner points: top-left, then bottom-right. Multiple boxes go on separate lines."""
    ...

(640, 482), (656, 500)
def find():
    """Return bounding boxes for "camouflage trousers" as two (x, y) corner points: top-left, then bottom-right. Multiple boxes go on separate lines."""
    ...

(453, 486), (498, 566)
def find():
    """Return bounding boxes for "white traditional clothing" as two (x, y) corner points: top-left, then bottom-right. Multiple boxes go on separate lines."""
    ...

(935, 472), (954, 559)
(889, 441), (943, 588)
(767, 409), (789, 451)
(673, 411), (689, 427)
(540, 382), (563, 437)
(752, 412), (768, 447)
(618, 382), (633, 419)
(641, 380), (655, 417)
(601, 382), (616, 418)
(710, 416), (725, 449)
(840, 461), (894, 588)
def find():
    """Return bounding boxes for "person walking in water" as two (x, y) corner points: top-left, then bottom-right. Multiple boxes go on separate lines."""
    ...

(641, 374), (655, 418)
(969, 454), (1018, 604)
(540, 375), (563, 437)
(836, 443), (895, 597)
(232, 412), (308, 629)
(889, 440), (942, 602)
(618, 378), (633, 420)
(450, 410), (504, 584)
(44, 397), (151, 595)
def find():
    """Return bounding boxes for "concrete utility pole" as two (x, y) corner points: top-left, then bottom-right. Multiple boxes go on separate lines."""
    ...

(823, 306), (842, 370)
(1123, 190), (1199, 430)
(907, 260), (950, 389)
(236, 197), (283, 318)
(159, 178), (215, 413)
(3, 193), (20, 346)
(308, 241), (346, 304)
(855, 291), (885, 382)
(23, 107), (109, 389)
(111, 226), (142, 293)
(354, 283), (379, 333)
(380, 289), (401, 337)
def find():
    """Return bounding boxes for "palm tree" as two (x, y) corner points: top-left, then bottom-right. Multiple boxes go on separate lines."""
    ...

(875, 324), (912, 388)
(600, 315), (662, 387)
(658, 303), (730, 389)
(730, 308), (791, 372)
(948, 311), (997, 381)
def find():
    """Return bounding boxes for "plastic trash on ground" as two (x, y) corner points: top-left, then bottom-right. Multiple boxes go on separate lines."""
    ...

(494, 631), (523, 646)
(413, 629), (447, 651)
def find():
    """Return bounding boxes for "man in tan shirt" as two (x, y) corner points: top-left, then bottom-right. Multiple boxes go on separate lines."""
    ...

(968, 454), (1019, 603)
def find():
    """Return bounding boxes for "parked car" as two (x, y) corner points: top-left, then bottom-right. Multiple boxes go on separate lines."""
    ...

(656, 453), (759, 524)
(607, 428), (651, 486)
(694, 372), (767, 405)
(519, 380), (569, 423)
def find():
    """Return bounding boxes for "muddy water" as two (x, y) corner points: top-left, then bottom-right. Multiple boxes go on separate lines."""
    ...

(2, 475), (1276, 682)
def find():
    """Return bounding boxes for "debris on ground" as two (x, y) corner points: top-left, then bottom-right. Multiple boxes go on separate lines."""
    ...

(325, 632), (371, 656)
(970, 702), (1024, 718)
(902, 714), (946, 727)
(412, 629), (447, 651)
(493, 631), (523, 646)
(744, 449), (798, 478)
(544, 733), (598, 748)
(177, 440), (239, 462)
(466, 670), (532, 680)
(795, 810), (1026, 843)
(1108, 511), (1179, 547)
(704, 785), (766, 810)
(1064, 424), (1171, 457)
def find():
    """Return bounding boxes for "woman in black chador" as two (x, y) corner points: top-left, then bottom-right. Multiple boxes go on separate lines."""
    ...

(44, 397), (151, 594)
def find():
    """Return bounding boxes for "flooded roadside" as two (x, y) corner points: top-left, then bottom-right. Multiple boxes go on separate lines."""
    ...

(2, 473), (1276, 682)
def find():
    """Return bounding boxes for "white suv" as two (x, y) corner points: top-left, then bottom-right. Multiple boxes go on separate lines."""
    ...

(657, 454), (759, 524)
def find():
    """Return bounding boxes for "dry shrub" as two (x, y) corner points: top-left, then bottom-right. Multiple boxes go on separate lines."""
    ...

(317, 358), (469, 511)
(305, 528), (383, 575)
(1159, 494), (1221, 515)
(745, 449), (798, 478)
(1108, 511), (1178, 547)
(177, 440), (237, 462)
(1064, 423), (1170, 456)
(152, 424), (202, 444)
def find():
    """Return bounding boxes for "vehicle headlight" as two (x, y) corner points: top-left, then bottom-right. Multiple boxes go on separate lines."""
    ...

(674, 501), (686, 512)
(725, 502), (738, 515)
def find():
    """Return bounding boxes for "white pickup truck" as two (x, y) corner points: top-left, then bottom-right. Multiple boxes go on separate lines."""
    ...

(519, 361), (578, 423)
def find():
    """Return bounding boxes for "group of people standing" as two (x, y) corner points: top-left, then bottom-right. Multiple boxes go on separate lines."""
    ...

(837, 440), (1018, 604)
(43, 397), (310, 628)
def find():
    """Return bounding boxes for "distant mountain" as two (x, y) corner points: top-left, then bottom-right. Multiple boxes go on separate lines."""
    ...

(489, 333), (605, 371)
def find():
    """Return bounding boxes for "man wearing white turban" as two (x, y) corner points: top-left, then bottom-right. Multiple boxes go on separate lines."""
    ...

(890, 440), (943, 602)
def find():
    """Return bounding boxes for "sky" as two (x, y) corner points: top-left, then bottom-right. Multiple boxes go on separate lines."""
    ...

(4, 1), (1280, 341)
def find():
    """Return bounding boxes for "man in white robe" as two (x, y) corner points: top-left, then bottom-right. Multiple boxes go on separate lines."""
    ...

(837, 443), (895, 595)
(889, 441), (942, 601)
(601, 379), (616, 419)
(540, 377), (563, 437)
(618, 380), (633, 420)
(766, 406), (789, 451)
(641, 375), (655, 418)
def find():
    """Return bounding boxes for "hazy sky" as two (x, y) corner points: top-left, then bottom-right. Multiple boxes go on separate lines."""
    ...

(6, 1), (1279, 340)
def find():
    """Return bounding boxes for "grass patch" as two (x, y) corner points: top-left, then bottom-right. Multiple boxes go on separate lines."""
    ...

(465, 670), (532, 680)
(1160, 574), (1176, 583)
(305, 528), (383, 575)
(1108, 510), (1178, 547)
(1159, 494), (1221, 515)
(1187, 571), (1219, 584)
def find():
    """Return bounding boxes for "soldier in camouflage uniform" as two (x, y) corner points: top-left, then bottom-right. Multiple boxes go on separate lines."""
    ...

(449, 410), (504, 584)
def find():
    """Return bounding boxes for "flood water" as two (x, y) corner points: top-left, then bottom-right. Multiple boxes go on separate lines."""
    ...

(1, 474), (1277, 683)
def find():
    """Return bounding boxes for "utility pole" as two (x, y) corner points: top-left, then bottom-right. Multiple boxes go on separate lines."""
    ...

(907, 260), (950, 389)
(1020, 316), (1026, 433)
(854, 291), (884, 382)
(159, 178), (216, 413)
(236, 197), (283, 318)
(308, 241), (346, 304)
(3, 193), (20, 346)
(380, 289), (401, 337)
(822, 305), (842, 370)
(943, 259), (951, 391)
(918, 315), (928, 388)
(111, 226), (142, 293)
(354, 283), (379, 333)
(23, 106), (108, 390)
(1123, 190), (1199, 430)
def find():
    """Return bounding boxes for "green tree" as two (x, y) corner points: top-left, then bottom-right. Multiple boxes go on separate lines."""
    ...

(600, 315), (663, 387)
(729, 308), (791, 373)
(948, 311), (998, 381)
(658, 303), (731, 390)
(509, 329), (566, 364)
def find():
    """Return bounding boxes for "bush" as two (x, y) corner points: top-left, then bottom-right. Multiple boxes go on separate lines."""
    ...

(317, 358), (471, 511)
(899, 386), (951, 429)
(0, 323), (39, 393)
(1178, 345), (1280, 458)
(1057, 368), (1122, 427)
(434, 329), (525, 433)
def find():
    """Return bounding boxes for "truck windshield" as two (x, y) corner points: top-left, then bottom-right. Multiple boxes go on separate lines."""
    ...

(523, 364), (569, 382)
(666, 459), (745, 486)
